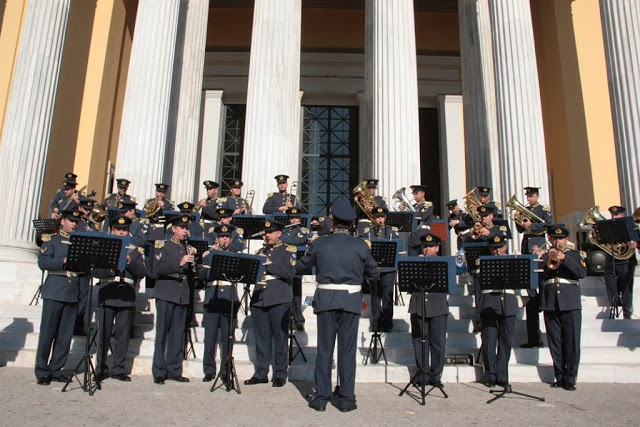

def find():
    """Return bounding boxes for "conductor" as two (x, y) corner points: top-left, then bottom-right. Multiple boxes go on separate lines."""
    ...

(296, 199), (379, 412)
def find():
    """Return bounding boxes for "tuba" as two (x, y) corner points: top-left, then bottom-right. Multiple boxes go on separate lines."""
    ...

(462, 189), (481, 222)
(392, 187), (417, 212)
(506, 194), (545, 227)
(583, 205), (635, 260)
(352, 181), (378, 222)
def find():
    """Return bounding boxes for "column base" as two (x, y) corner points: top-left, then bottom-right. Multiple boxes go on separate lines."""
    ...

(0, 241), (41, 305)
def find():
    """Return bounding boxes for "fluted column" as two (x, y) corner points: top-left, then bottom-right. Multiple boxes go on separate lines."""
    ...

(115, 0), (181, 203)
(365, 0), (421, 202)
(600, 1), (640, 210)
(458, 0), (501, 197)
(489, 0), (550, 215)
(198, 90), (225, 201)
(242, 0), (301, 211)
(169, 0), (209, 205)
(0, 0), (72, 255)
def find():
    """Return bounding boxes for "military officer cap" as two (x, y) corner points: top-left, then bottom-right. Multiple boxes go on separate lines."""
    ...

(275, 175), (289, 183)
(410, 185), (428, 194)
(608, 205), (625, 214)
(217, 208), (232, 218)
(78, 196), (96, 210)
(64, 172), (78, 181)
(155, 183), (169, 192)
(446, 199), (458, 209)
(118, 200), (137, 211)
(365, 179), (379, 188)
(286, 207), (304, 217)
(372, 206), (388, 217)
(110, 214), (132, 229)
(489, 235), (508, 247)
(547, 224), (570, 238)
(229, 180), (243, 188)
(524, 186), (540, 196)
(214, 224), (235, 237)
(263, 220), (285, 232)
(203, 180), (219, 189)
(116, 178), (131, 188)
(330, 199), (357, 222)
(62, 180), (77, 190)
(169, 213), (192, 227)
(478, 203), (496, 216)
(61, 208), (82, 222)
(178, 201), (195, 212)
(477, 186), (492, 196)
(421, 232), (442, 247)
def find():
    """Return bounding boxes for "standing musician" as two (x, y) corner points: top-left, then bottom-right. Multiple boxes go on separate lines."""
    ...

(354, 179), (388, 235)
(296, 200), (379, 412)
(118, 200), (150, 249)
(50, 179), (78, 219)
(516, 186), (552, 348)
(49, 172), (77, 217)
(280, 207), (310, 331)
(477, 186), (502, 217)
(446, 199), (473, 250)
(408, 232), (448, 388)
(221, 179), (252, 215)
(408, 185), (438, 255)
(263, 174), (299, 214)
(34, 209), (83, 385)
(245, 220), (296, 387)
(478, 235), (517, 388)
(199, 224), (240, 383)
(198, 180), (224, 221)
(538, 224), (587, 391)
(145, 183), (174, 222)
(102, 178), (133, 209)
(204, 208), (245, 252)
(76, 196), (99, 232)
(94, 215), (146, 382)
(360, 206), (400, 332)
(604, 205), (638, 319)
(151, 214), (199, 384)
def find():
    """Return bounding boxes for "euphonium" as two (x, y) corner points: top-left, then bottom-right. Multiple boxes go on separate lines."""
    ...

(392, 187), (417, 212)
(89, 207), (107, 224)
(583, 205), (635, 260)
(144, 198), (162, 218)
(463, 189), (481, 222)
(506, 194), (545, 226)
(352, 181), (378, 222)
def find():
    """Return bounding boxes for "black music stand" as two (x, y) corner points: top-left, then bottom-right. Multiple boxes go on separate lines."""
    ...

(207, 251), (264, 394)
(234, 215), (267, 252)
(397, 256), (456, 405)
(386, 212), (415, 232)
(478, 254), (545, 404)
(31, 219), (58, 305)
(593, 218), (634, 318)
(62, 232), (126, 395)
(364, 240), (398, 365)
(272, 213), (311, 230)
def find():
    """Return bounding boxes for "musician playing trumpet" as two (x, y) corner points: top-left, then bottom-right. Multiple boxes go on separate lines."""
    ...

(263, 174), (299, 214)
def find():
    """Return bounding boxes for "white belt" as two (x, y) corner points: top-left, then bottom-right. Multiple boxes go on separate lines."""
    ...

(263, 275), (279, 281)
(358, 219), (371, 223)
(206, 280), (232, 287)
(482, 289), (516, 295)
(101, 276), (135, 285)
(317, 283), (362, 294)
(543, 278), (579, 286)
(48, 270), (78, 278)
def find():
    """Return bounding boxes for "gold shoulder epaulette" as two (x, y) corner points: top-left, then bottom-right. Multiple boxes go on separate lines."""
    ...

(318, 216), (325, 221)
(543, 205), (551, 211)
(137, 247), (145, 255)
(218, 197), (227, 203)
(500, 225), (508, 231)
(382, 196), (387, 201)
(267, 192), (274, 197)
(392, 226), (399, 232)
(140, 218), (150, 224)
(130, 197), (137, 202)
(41, 234), (52, 242)
(365, 240), (372, 250)
(301, 227), (309, 234)
(208, 227), (214, 233)
(202, 250), (210, 258)
(363, 227), (370, 234)
(154, 240), (166, 249)
(236, 227), (244, 235)
(286, 244), (297, 252)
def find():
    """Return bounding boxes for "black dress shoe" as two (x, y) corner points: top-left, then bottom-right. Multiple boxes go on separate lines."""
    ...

(433, 381), (444, 388)
(202, 374), (214, 383)
(244, 377), (268, 385)
(520, 341), (543, 348)
(495, 380), (508, 387)
(272, 378), (286, 387)
(550, 381), (564, 388)
(167, 376), (190, 383)
(37, 377), (51, 386)
(153, 376), (165, 385)
(337, 404), (357, 413)
(51, 374), (71, 383)
(308, 402), (326, 412)
(562, 382), (576, 391)
(111, 374), (131, 382)
(296, 322), (305, 332)
(95, 373), (108, 382)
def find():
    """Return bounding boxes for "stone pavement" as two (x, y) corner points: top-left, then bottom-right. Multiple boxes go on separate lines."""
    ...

(3, 367), (640, 426)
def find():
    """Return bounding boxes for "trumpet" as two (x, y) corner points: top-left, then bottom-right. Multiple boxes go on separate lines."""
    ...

(470, 222), (487, 240)
(546, 248), (561, 270)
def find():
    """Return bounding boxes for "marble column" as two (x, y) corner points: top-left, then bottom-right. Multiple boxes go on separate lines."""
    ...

(365, 0), (421, 203)
(197, 90), (225, 201)
(242, 0), (301, 213)
(169, 0), (210, 205)
(115, 0), (181, 203)
(488, 0), (550, 217)
(599, 1), (640, 210)
(457, 0), (501, 197)
(0, 0), (72, 256)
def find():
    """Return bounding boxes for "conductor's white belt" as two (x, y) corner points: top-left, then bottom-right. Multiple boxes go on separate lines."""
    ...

(543, 278), (579, 286)
(101, 276), (135, 285)
(481, 289), (516, 295)
(316, 283), (362, 294)
(48, 270), (78, 277)
(263, 275), (280, 281)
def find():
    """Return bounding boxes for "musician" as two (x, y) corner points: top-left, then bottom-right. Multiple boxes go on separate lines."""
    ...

(102, 178), (132, 210)
(408, 185), (438, 256)
(145, 183), (174, 222)
(151, 214), (198, 384)
(539, 224), (587, 390)
(296, 200), (379, 412)
(604, 205), (638, 319)
(199, 224), (240, 382)
(360, 206), (400, 332)
(311, 215), (330, 236)
(245, 220), (296, 387)
(221, 179), (251, 215)
(280, 207), (310, 331)
(49, 172), (77, 217)
(34, 209), (83, 385)
(516, 186), (552, 348)
(175, 202), (204, 239)
(477, 186), (502, 217)
(50, 180), (78, 219)
(408, 232), (448, 388)
(354, 179), (388, 235)
(446, 199), (473, 250)
(198, 180), (223, 221)
(94, 215), (146, 382)
(478, 235), (518, 388)
(263, 174), (299, 214)
(118, 200), (150, 249)
(204, 208), (245, 252)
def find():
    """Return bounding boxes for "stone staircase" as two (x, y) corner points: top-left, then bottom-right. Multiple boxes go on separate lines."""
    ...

(1, 274), (640, 383)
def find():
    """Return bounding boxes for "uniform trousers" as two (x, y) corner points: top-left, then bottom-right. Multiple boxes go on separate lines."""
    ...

(152, 299), (187, 379)
(313, 310), (359, 409)
(480, 313), (516, 382)
(410, 314), (447, 381)
(34, 299), (77, 379)
(202, 307), (237, 376)
(291, 277), (305, 325)
(370, 271), (395, 331)
(524, 290), (543, 344)
(97, 305), (133, 376)
(544, 309), (581, 385)
(604, 260), (635, 318)
(251, 303), (289, 380)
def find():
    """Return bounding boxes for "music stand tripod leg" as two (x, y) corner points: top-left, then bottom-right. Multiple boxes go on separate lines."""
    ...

(288, 303), (306, 363)
(30, 271), (45, 306)
(211, 279), (241, 394)
(365, 280), (387, 365)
